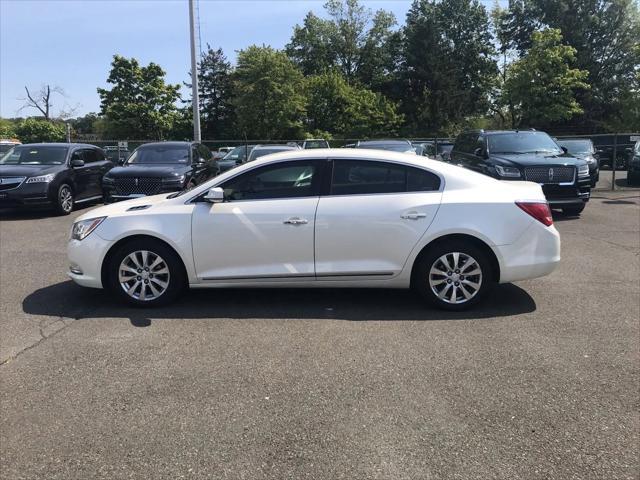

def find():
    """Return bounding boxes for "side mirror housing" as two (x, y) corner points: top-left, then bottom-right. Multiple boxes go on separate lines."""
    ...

(203, 187), (224, 203)
(560, 146), (568, 154)
(474, 147), (486, 158)
(71, 158), (85, 168)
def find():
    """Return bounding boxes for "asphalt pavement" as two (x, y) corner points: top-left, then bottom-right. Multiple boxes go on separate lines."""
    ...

(0, 188), (638, 479)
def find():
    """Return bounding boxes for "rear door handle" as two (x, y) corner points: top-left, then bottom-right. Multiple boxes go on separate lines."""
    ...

(284, 217), (308, 225)
(401, 212), (427, 220)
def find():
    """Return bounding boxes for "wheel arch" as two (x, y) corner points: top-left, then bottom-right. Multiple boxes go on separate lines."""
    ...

(100, 234), (189, 290)
(410, 233), (501, 286)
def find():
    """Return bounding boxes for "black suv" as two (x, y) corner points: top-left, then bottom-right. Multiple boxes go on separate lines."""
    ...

(451, 130), (591, 215)
(102, 142), (218, 203)
(0, 143), (113, 215)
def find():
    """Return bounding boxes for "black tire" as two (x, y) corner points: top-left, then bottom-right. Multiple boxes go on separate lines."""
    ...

(562, 204), (585, 216)
(106, 238), (186, 307)
(412, 240), (495, 311)
(54, 183), (74, 215)
(628, 173), (640, 186)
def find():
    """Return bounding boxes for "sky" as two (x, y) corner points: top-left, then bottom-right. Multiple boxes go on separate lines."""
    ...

(0, 0), (496, 119)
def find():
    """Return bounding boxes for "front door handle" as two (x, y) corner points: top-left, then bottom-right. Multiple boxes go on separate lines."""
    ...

(284, 217), (308, 225)
(401, 212), (427, 220)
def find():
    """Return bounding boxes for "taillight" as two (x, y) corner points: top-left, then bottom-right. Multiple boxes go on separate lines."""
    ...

(516, 202), (553, 226)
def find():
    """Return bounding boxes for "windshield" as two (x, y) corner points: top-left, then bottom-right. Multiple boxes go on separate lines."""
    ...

(558, 139), (593, 154)
(222, 145), (254, 162)
(249, 147), (292, 161)
(126, 144), (189, 164)
(488, 132), (562, 155)
(635, 142), (640, 155)
(0, 144), (18, 155)
(0, 145), (68, 165)
(304, 140), (328, 149)
(358, 143), (413, 152)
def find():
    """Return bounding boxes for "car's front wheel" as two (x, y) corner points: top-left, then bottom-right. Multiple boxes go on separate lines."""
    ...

(562, 204), (585, 216)
(413, 240), (494, 311)
(54, 184), (74, 215)
(106, 238), (186, 307)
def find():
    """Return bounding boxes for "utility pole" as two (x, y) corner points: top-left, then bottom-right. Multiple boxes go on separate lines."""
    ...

(188, 0), (201, 142)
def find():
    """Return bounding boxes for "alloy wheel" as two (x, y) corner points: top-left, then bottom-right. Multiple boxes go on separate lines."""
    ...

(118, 250), (171, 301)
(428, 252), (483, 304)
(59, 186), (73, 213)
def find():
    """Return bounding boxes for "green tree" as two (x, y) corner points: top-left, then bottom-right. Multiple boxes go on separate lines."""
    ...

(286, 12), (338, 76)
(97, 55), (181, 139)
(401, 0), (498, 135)
(503, 28), (590, 127)
(0, 118), (18, 139)
(306, 70), (402, 137)
(499, 0), (640, 130)
(185, 45), (235, 139)
(14, 118), (66, 143)
(233, 46), (307, 139)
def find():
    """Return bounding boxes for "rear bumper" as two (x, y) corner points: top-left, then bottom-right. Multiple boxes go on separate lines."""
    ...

(496, 221), (561, 283)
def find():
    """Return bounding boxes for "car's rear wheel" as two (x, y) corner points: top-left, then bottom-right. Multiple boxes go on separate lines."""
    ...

(54, 184), (74, 215)
(413, 240), (494, 311)
(562, 204), (585, 216)
(106, 239), (185, 307)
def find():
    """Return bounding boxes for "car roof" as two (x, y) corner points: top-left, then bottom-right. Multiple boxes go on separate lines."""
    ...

(253, 144), (297, 149)
(357, 139), (412, 145)
(15, 142), (98, 149)
(136, 141), (193, 148)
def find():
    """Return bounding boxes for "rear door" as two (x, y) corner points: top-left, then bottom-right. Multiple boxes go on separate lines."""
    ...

(314, 159), (443, 279)
(80, 148), (108, 198)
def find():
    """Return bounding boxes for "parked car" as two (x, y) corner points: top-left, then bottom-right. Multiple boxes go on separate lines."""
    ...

(68, 149), (560, 311)
(355, 139), (415, 153)
(102, 142), (218, 203)
(556, 138), (599, 187)
(451, 130), (591, 216)
(628, 141), (640, 186)
(247, 144), (299, 162)
(421, 141), (454, 162)
(0, 143), (113, 215)
(218, 145), (256, 173)
(0, 138), (21, 155)
(103, 146), (130, 165)
(218, 146), (234, 154)
(302, 139), (330, 149)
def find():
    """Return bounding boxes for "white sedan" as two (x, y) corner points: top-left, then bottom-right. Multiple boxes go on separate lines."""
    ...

(67, 149), (560, 310)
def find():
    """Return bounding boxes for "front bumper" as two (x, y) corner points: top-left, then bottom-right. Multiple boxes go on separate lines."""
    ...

(103, 183), (183, 203)
(0, 182), (54, 208)
(67, 232), (112, 289)
(542, 177), (591, 206)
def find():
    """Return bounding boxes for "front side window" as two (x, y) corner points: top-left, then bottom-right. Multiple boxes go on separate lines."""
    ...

(82, 149), (98, 163)
(330, 160), (440, 195)
(0, 145), (68, 165)
(221, 161), (320, 201)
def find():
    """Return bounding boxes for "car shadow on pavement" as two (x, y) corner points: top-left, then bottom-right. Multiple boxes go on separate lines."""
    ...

(23, 280), (536, 326)
(0, 208), (58, 221)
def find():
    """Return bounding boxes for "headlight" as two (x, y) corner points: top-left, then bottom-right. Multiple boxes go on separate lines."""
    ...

(26, 173), (55, 183)
(71, 217), (106, 241)
(495, 165), (521, 178)
(585, 156), (596, 165)
(102, 176), (115, 184)
(577, 164), (589, 177)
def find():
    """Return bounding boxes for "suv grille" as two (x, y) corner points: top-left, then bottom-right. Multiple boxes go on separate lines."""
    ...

(114, 178), (163, 196)
(0, 176), (26, 191)
(524, 166), (575, 184)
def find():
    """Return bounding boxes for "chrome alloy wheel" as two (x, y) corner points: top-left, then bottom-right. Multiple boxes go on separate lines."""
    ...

(59, 186), (73, 213)
(428, 252), (482, 304)
(118, 250), (170, 301)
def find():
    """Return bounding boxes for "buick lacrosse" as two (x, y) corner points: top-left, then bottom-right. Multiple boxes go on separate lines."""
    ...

(68, 149), (560, 310)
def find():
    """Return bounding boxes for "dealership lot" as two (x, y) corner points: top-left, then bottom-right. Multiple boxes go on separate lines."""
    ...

(1, 184), (639, 479)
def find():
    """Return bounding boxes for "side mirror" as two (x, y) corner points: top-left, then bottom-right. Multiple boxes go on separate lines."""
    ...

(560, 146), (568, 154)
(203, 187), (224, 203)
(474, 147), (486, 158)
(71, 158), (85, 168)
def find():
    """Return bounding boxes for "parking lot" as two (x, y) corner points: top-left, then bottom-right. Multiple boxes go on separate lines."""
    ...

(1, 181), (638, 479)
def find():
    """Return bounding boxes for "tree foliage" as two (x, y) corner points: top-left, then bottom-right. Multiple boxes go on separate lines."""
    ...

(97, 55), (181, 139)
(14, 118), (66, 143)
(401, 0), (497, 135)
(503, 28), (590, 127)
(233, 46), (307, 139)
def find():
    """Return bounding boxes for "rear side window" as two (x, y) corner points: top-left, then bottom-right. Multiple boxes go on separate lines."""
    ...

(331, 160), (440, 195)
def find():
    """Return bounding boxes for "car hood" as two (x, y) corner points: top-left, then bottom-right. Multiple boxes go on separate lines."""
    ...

(0, 164), (63, 176)
(105, 164), (190, 178)
(74, 193), (173, 222)
(490, 152), (585, 167)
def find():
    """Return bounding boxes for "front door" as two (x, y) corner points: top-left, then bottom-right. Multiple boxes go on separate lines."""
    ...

(191, 159), (325, 281)
(314, 159), (442, 278)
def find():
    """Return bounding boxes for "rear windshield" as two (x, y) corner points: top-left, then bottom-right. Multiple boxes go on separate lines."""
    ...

(126, 144), (189, 164)
(0, 145), (68, 165)
(488, 132), (562, 155)
(304, 140), (328, 149)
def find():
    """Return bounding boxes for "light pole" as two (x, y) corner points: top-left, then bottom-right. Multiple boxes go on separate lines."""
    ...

(188, 0), (201, 142)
